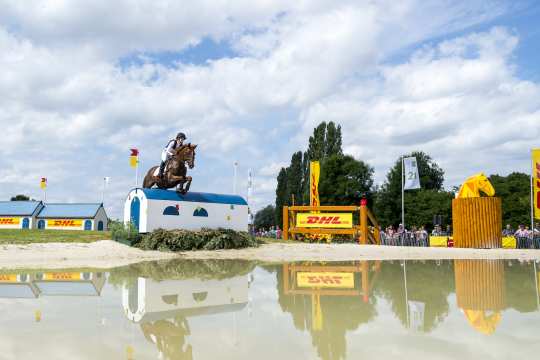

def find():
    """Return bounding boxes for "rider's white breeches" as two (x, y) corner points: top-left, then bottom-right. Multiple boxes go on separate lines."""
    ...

(161, 151), (171, 162)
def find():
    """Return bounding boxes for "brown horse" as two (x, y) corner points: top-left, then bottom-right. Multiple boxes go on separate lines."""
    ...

(143, 144), (197, 194)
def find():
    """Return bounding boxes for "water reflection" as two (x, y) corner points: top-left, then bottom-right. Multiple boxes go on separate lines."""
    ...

(0, 271), (105, 298)
(0, 259), (538, 359)
(277, 261), (380, 360)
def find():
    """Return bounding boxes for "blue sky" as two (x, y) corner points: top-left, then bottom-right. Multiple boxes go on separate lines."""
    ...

(0, 0), (539, 219)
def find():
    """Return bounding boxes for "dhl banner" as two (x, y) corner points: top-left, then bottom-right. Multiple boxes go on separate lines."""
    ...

(296, 213), (353, 228)
(310, 161), (320, 207)
(0, 274), (18, 283)
(43, 272), (81, 281)
(533, 149), (540, 219)
(297, 272), (355, 289)
(0, 217), (20, 226)
(47, 219), (83, 228)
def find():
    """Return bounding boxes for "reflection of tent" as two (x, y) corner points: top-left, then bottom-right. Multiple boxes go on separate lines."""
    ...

(0, 274), (40, 298)
(454, 260), (505, 335)
(33, 272), (106, 296)
(122, 276), (248, 323)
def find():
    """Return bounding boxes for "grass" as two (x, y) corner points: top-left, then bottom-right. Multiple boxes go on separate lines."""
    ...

(0, 229), (111, 244)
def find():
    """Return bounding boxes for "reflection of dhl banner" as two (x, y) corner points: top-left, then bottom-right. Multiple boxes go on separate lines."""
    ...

(297, 272), (355, 289)
(43, 272), (81, 281)
(0, 218), (20, 225)
(283, 262), (380, 297)
(533, 149), (540, 219)
(0, 274), (19, 282)
(47, 219), (83, 228)
(296, 213), (353, 228)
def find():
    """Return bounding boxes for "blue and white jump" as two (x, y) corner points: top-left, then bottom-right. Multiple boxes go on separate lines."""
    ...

(124, 188), (248, 233)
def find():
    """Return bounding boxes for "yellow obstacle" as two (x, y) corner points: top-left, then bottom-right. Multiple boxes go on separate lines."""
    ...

(453, 173), (502, 248)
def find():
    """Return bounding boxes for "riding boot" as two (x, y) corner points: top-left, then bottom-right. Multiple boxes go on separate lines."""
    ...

(158, 161), (166, 178)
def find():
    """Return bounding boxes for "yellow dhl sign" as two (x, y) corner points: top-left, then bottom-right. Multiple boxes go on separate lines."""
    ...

(297, 272), (355, 289)
(47, 219), (83, 227)
(43, 272), (81, 281)
(0, 274), (18, 283)
(0, 218), (20, 225)
(296, 213), (353, 228)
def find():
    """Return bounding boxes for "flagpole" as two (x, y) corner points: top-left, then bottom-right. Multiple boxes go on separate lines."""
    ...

(534, 261), (539, 311)
(135, 161), (139, 188)
(403, 260), (410, 329)
(233, 161), (238, 194)
(102, 177), (106, 203)
(402, 156), (405, 228)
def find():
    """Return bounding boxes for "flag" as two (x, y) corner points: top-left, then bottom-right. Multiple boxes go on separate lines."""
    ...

(310, 161), (320, 207)
(403, 157), (421, 190)
(40, 177), (47, 189)
(104, 176), (110, 184)
(130, 148), (139, 168)
(408, 301), (425, 332)
(533, 148), (540, 219)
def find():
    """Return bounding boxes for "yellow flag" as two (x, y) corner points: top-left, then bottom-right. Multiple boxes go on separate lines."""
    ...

(310, 161), (320, 207)
(533, 149), (540, 219)
(129, 148), (139, 168)
(40, 177), (47, 189)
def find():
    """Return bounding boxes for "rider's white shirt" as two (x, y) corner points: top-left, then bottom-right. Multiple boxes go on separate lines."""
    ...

(161, 139), (178, 161)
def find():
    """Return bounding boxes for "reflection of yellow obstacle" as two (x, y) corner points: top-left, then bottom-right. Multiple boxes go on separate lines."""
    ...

(283, 199), (380, 244)
(453, 173), (502, 248)
(454, 260), (505, 335)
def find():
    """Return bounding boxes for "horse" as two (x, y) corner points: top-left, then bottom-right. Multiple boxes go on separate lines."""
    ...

(456, 172), (495, 198)
(142, 144), (197, 194)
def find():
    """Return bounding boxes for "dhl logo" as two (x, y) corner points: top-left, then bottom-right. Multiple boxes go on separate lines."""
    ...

(297, 213), (353, 228)
(0, 274), (18, 282)
(48, 220), (82, 227)
(297, 272), (355, 289)
(44, 272), (81, 281)
(306, 216), (348, 225)
(305, 275), (346, 285)
(0, 218), (17, 225)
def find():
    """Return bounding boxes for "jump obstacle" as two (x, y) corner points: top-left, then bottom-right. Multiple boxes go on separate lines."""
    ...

(124, 188), (248, 233)
(282, 198), (380, 244)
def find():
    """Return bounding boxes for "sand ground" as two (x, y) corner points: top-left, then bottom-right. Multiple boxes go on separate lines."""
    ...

(1, 240), (540, 269)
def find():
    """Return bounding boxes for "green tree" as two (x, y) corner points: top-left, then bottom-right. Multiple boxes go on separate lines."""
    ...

(275, 168), (288, 227)
(254, 205), (276, 230)
(489, 172), (530, 227)
(319, 154), (374, 206)
(11, 194), (30, 201)
(287, 151), (304, 205)
(374, 151), (445, 227)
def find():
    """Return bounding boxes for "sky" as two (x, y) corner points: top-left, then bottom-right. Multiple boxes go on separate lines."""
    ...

(0, 0), (539, 219)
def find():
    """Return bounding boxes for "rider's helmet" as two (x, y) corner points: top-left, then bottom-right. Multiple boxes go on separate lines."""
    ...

(176, 132), (186, 140)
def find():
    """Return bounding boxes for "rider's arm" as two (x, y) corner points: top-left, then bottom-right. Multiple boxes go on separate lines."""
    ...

(165, 140), (176, 156)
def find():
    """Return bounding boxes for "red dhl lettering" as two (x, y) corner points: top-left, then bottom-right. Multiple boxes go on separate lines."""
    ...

(306, 216), (348, 225)
(0, 219), (15, 225)
(53, 220), (76, 226)
(305, 275), (345, 285)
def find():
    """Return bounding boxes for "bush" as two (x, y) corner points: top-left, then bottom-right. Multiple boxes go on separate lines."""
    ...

(136, 228), (259, 252)
(109, 220), (141, 245)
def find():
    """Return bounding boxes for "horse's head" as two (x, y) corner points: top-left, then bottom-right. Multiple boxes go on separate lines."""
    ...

(476, 173), (495, 197)
(175, 143), (197, 169)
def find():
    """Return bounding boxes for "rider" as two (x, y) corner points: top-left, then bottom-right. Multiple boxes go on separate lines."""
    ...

(159, 132), (186, 178)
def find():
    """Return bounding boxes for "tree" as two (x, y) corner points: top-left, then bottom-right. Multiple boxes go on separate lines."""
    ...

(489, 172), (530, 227)
(254, 205), (276, 230)
(11, 194), (30, 201)
(374, 151), (446, 227)
(287, 152), (304, 205)
(319, 154), (374, 206)
(275, 168), (288, 227)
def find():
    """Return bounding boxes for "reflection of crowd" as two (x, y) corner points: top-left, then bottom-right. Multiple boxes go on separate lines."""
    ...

(502, 224), (540, 249)
(379, 224), (452, 247)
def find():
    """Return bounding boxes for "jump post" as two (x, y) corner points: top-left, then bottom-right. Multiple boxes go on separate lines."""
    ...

(282, 198), (380, 244)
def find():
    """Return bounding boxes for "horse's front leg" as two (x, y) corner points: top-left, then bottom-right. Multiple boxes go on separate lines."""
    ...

(183, 176), (193, 193)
